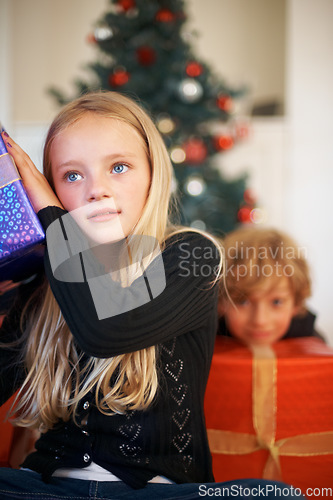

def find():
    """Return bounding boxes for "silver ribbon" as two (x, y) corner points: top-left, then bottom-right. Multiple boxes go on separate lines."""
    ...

(0, 153), (21, 189)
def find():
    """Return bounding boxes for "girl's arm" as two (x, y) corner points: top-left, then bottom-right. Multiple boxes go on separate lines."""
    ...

(1, 132), (62, 212)
(1, 133), (221, 358)
(39, 206), (220, 358)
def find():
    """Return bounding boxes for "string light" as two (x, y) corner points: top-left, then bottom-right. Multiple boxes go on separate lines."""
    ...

(170, 147), (186, 164)
(178, 79), (203, 103)
(185, 177), (206, 196)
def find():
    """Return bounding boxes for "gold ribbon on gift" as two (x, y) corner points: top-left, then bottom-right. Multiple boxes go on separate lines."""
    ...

(207, 345), (333, 481)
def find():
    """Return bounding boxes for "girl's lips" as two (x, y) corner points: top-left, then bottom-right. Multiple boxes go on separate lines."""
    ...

(87, 209), (120, 221)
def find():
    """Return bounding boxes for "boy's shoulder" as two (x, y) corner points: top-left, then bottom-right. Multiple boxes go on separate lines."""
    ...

(283, 310), (326, 342)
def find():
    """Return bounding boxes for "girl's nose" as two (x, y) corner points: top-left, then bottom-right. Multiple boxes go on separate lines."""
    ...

(87, 175), (112, 201)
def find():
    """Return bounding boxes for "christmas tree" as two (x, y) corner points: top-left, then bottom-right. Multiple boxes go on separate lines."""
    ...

(50, 0), (251, 235)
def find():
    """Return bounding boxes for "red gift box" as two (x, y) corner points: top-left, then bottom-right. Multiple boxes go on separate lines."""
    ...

(0, 132), (44, 281)
(0, 396), (16, 467)
(0, 393), (38, 469)
(0, 315), (39, 468)
(204, 336), (333, 492)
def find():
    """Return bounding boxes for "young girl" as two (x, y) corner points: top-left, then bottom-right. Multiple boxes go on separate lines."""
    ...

(218, 226), (324, 346)
(0, 92), (300, 498)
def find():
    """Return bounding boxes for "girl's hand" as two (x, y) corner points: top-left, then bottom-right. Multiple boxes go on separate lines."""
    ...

(1, 131), (63, 213)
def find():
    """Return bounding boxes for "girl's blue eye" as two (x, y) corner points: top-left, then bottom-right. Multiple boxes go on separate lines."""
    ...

(112, 163), (128, 174)
(272, 298), (283, 306)
(66, 172), (82, 182)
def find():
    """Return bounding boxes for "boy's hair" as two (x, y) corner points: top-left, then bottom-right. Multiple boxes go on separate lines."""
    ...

(221, 226), (311, 310)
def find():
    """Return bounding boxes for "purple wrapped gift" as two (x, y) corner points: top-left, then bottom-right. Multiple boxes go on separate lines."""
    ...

(0, 126), (45, 281)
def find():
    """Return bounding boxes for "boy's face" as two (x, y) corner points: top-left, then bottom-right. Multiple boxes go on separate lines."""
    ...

(223, 277), (299, 346)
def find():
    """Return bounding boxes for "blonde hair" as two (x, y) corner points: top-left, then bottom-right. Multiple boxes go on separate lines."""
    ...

(11, 91), (178, 430)
(10, 91), (222, 430)
(220, 226), (311, 310)
(44, 91), (173, 242)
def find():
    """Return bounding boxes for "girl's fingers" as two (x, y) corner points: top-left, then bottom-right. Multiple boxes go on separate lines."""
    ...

(2, 132), (39, 178)
(1, 132), (63, 212)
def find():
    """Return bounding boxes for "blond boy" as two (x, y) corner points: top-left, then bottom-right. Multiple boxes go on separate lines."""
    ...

(218, 227), (324, 346)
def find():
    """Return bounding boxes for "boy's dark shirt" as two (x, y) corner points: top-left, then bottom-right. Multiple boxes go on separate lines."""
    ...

(217, 310), (325, 342)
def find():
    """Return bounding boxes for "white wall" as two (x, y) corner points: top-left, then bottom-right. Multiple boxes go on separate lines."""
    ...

(284, 0), (333, 341)
(187, 0), (286, 112)
(0, 0), (11, 127)
(10, 0), (109, 123)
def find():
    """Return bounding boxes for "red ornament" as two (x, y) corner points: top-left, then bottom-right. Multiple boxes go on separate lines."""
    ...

(136, 46), (157, 66)
(217, 94), (233, 112)
(213, 135), (234, 151)
(86, 32), (97, 44)
(155, 8), (175, 22)
(183, 138), (207, 164)
(237, 206), (252, 224)
(186, 61), (203, 78)
(117, 0), (136, 11)
(109, 69), (130, 87)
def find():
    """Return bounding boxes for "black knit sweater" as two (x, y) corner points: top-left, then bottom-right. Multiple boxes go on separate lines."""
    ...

(0, 207), (220, 489)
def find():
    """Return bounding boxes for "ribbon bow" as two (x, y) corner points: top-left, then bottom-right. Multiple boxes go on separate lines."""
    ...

(207, 345), (333, 480)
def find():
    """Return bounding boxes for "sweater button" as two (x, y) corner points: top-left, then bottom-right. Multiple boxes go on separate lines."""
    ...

(83, 401), (90, 410)
(83, 453), (90, 463)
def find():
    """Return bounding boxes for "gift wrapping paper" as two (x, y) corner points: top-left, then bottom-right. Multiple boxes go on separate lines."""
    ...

(0, 395), (16, 467)
(204, 336), (333, 492)
(0, 128), (45, 281)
